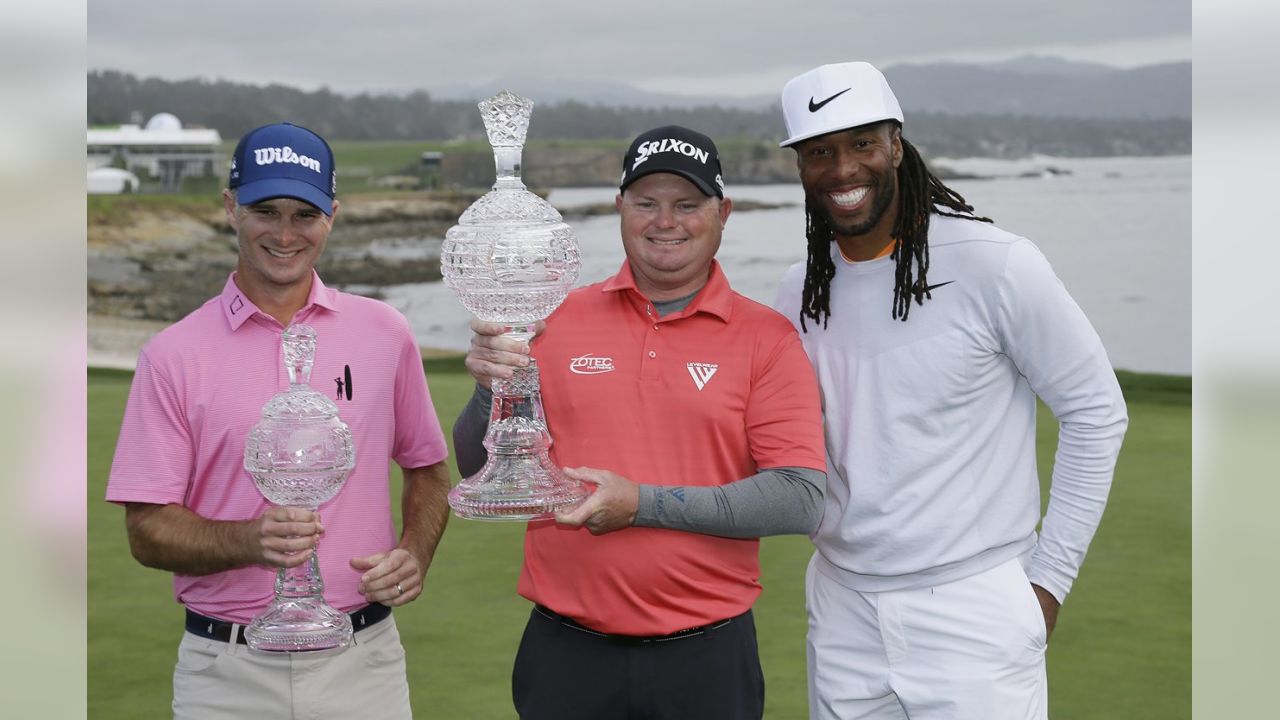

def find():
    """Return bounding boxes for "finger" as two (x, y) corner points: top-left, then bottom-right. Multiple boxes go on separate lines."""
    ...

(555, 496), (600, 526)
(473, 333), (531, 355)
(562, 467), (602, 486)
(263, 519), (323, 538)
(464, 355), (519, 383)
(263, 513), (324, 540)
(355, 551), (389, 566)
(380, 576), (421, 606)
(349, 552), (385, 574)
(369, 567), (419, 604)
(466, 349), (527, 375)
(468, 337), (531, 368)
(272, 506), (319, 523)
(470, 318), (511, 336)
(264, 547), (313, 568)
(263, 534), (318, 554)
(355, 554), (404, 593)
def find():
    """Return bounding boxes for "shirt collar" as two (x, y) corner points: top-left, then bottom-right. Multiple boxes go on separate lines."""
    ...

(601, 259), (733, 323)
(219, 270), (339, 331)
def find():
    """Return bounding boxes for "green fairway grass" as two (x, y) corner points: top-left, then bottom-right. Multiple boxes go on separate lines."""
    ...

(88, 365), (1189, 719)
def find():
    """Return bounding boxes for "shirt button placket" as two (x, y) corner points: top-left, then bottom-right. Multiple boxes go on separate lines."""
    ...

(641, 310), (660, 380)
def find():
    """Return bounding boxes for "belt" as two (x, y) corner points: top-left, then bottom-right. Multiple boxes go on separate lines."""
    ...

(184, 603), (392, 645)
(533, 604), (740, 645)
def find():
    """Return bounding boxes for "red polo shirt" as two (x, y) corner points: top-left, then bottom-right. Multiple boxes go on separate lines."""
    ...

(518, 260), (825, 635)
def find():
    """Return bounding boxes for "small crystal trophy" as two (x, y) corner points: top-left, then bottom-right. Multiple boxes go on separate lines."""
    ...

(440, 91), (588, 520)
(243, 324), (356, 651)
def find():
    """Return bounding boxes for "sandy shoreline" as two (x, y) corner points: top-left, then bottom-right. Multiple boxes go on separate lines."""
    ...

(87, 314), (462, 371)
(87, 315), (170, 370)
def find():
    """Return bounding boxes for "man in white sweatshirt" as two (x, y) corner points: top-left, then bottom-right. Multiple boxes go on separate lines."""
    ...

(773, 61), (1129, 720)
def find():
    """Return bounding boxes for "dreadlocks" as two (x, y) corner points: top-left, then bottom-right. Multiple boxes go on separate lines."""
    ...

(799, 129), (991, 330)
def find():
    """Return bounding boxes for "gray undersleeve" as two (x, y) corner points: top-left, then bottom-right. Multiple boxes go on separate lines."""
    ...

(451, 384), (826, 538)
(634, 467), (826, 538)
(452, 384), (493, 479)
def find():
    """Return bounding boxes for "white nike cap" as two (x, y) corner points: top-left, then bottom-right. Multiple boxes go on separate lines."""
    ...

(779, 62), (903, 148)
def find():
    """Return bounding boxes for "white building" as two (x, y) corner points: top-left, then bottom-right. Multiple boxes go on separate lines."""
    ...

(87, 113), (222, 191)
(87, 167), (141, 195)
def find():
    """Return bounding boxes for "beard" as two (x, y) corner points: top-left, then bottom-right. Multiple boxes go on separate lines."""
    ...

(811, 169), (897, 238)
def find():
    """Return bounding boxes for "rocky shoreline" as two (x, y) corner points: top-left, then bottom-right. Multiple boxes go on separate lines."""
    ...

(87, 192), (796, 368)
(88, 192), (796, 322)
(88, 193), (470, 323)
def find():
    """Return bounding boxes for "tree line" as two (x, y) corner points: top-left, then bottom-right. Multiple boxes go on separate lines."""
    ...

(88, 70), (1190, 158)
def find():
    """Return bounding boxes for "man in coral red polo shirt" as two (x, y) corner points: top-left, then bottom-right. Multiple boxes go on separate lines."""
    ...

(106, 122), (451, 719)
(454, 125), (827, 720)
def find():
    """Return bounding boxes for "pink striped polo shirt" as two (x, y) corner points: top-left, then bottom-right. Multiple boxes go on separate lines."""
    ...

(107, 272), (448, 623)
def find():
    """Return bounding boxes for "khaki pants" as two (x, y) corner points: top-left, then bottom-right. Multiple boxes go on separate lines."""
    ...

(172, 615), (412, 720)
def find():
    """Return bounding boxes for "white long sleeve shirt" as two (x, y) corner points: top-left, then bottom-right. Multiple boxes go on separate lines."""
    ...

(774, 215), (1128, 602)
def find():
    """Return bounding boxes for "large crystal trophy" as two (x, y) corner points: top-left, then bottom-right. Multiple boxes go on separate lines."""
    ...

(440, 91), (587, 520)
(242, 324), (356, 651)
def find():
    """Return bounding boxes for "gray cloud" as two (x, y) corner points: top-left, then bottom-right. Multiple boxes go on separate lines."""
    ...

(89, 1), (1190, 96)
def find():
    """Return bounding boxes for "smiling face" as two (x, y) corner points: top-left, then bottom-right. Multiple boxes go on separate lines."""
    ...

(224, 190), (337, 310)
(615, 172), (732, 302)
(794, 121), (903, 256)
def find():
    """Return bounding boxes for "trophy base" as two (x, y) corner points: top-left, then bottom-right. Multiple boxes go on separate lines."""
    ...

(448, 454), (589, 521)
(245, 597), (353, 653)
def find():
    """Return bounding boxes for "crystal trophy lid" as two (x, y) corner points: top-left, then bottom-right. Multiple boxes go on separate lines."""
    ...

(441, 91), (581, 326)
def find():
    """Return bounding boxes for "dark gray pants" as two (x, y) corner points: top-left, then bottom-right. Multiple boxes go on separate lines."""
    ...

(512, 606), (764, 720)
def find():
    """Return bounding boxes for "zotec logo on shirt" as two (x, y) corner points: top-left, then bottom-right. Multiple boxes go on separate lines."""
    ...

(569, 354), (615, 375)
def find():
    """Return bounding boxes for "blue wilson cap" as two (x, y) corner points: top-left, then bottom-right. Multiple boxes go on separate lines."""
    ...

(228, 122), (336, 215)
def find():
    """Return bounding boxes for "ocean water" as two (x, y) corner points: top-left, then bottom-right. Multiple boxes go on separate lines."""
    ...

(383, 155), (1190, 375)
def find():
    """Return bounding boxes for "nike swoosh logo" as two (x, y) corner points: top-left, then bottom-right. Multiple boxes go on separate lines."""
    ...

(921, 281), (954, 293)
(808, 88), (851, 112)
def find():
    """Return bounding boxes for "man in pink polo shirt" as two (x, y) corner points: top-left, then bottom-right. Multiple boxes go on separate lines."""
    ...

(454, 126), (828, 720)
(106, 122), (451, 720)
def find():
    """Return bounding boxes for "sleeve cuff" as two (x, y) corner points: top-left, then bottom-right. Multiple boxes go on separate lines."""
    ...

(634, 484), (659, 527)
(1026, 561), (1071, 605)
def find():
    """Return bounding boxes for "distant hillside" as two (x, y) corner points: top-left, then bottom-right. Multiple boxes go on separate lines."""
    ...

(978, 55), (1117, 78)
(884, 59), (1191, 119)
(431, 55), (1191, 120)
(87, 69), (1189, 158)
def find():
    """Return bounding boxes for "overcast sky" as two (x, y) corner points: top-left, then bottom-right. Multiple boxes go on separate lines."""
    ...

(88, 1), (1190, 98)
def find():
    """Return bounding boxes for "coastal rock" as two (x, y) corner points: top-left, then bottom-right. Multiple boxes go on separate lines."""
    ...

(87, 194), (473, 322)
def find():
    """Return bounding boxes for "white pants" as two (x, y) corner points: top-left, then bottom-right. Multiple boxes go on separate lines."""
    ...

(172, 615), (412, 720)
(806, 554), (1048, 720)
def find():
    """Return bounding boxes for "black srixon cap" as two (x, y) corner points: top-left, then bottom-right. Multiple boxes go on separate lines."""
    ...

(619, 125), (725, 198)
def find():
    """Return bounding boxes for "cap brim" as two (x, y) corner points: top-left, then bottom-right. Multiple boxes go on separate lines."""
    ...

(620, 167), (721, 198)
(779, 114), (902, 148)
(235, 178), (334, 215)
(780, 127), (837, 148)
